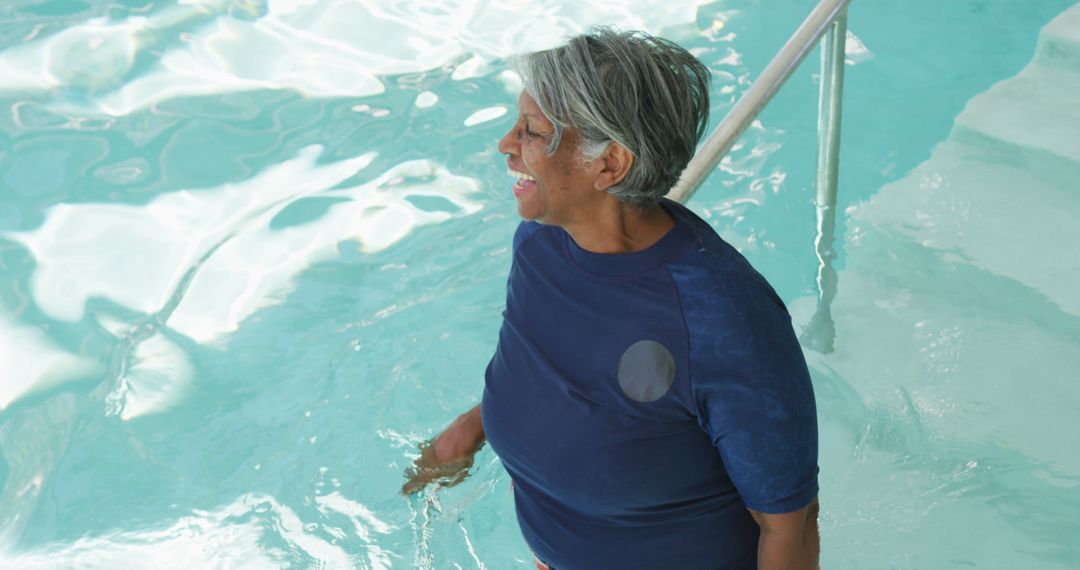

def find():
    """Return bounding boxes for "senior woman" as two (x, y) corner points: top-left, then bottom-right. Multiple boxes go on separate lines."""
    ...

(405, 28), (820, 570)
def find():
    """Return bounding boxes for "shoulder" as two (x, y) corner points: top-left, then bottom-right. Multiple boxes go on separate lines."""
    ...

(663, 201), (787, 318)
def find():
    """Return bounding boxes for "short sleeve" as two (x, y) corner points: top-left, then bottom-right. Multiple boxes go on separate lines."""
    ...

(686, 275), (819, 514)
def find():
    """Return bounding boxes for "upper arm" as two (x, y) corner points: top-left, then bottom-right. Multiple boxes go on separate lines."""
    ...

(749, 496), (820, 534)
(751, 497), (821, 570)
(690, 281), (819, 513)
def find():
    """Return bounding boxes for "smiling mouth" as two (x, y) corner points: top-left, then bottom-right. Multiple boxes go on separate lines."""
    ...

(509, 167), (537, 197)
(508, 167), (535, 182)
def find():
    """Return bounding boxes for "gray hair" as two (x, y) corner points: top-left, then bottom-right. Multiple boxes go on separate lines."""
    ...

(515, 27), (711, 208)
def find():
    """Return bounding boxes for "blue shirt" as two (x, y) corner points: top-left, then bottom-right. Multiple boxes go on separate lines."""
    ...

(481, 199), (818, 569)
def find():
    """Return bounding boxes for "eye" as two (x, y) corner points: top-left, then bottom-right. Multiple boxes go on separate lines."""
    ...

(515, 117), (546, 141)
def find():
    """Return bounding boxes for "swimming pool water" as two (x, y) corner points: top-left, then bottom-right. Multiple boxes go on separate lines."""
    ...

(1, 0), (1078, 568)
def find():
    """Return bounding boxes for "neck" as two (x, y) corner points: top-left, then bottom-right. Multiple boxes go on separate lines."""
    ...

(562, 197), (674, 254)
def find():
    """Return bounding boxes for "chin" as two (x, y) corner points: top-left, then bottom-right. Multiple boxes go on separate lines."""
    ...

(518, 210), (551, 225)
(518, 212), (542, 223)
(515, 201), (544, 223)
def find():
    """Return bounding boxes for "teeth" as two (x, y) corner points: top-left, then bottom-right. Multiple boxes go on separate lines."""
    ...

(508, 168), (535, 182)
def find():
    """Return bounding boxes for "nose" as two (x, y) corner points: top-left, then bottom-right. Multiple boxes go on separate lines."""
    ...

(497, 122), (518, 156)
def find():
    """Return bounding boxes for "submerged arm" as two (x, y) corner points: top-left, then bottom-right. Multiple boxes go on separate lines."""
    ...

(401, 404), (485, 494)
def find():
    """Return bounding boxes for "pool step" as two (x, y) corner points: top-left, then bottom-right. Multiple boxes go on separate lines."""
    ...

(791, 217), (1080, 477)
(953, 2), (1080, 166)
(922, 3), (1080, 314)
(795, 85), (1080, 481)
(792, 3), (1080, 556)
(1036, 1), (1080, 73)
(953, 62), (1080, 166)
(851, 137), (1080, 317)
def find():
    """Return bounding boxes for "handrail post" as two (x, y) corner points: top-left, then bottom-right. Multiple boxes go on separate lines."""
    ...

(802, 12), (848, 353)
(816, 13), (847, 210)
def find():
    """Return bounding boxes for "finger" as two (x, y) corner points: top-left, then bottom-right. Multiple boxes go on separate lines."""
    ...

(438, 469), (469, 489)
(534, 560), (550, 570)
(401, 471), (433, 495)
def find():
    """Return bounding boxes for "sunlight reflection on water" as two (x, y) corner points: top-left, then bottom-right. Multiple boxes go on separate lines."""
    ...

(0, 0), (708, 116)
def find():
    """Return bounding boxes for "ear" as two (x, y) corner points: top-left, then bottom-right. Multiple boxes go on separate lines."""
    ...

(593, 142), (634, 191)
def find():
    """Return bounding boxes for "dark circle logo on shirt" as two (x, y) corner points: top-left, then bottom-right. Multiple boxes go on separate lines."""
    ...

(617, 340), (675, 402)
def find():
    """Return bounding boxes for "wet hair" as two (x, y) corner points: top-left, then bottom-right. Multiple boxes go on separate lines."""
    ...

(516, 27), (711, 208)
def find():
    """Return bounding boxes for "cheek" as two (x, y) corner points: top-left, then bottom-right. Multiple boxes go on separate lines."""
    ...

(520, 148), (540, 170)
(521, 140), (552, 170)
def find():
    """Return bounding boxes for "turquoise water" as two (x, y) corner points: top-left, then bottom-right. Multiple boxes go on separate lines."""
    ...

(1, 0), (1079, 568)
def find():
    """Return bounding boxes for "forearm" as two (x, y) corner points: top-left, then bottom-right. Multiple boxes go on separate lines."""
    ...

(458, 403), (485, 443)
(401, 404), (486, 494)
(432, 404), (485, 458)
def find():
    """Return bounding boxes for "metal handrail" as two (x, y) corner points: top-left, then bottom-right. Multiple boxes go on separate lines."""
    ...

(668, 0), (852, 204)
(668, 0), (852, 353)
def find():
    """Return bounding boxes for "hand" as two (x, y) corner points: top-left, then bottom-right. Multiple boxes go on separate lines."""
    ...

(401, 405), (485, 495)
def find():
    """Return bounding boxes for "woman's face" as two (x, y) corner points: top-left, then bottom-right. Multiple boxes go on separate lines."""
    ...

(497, 91), (599, 226)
